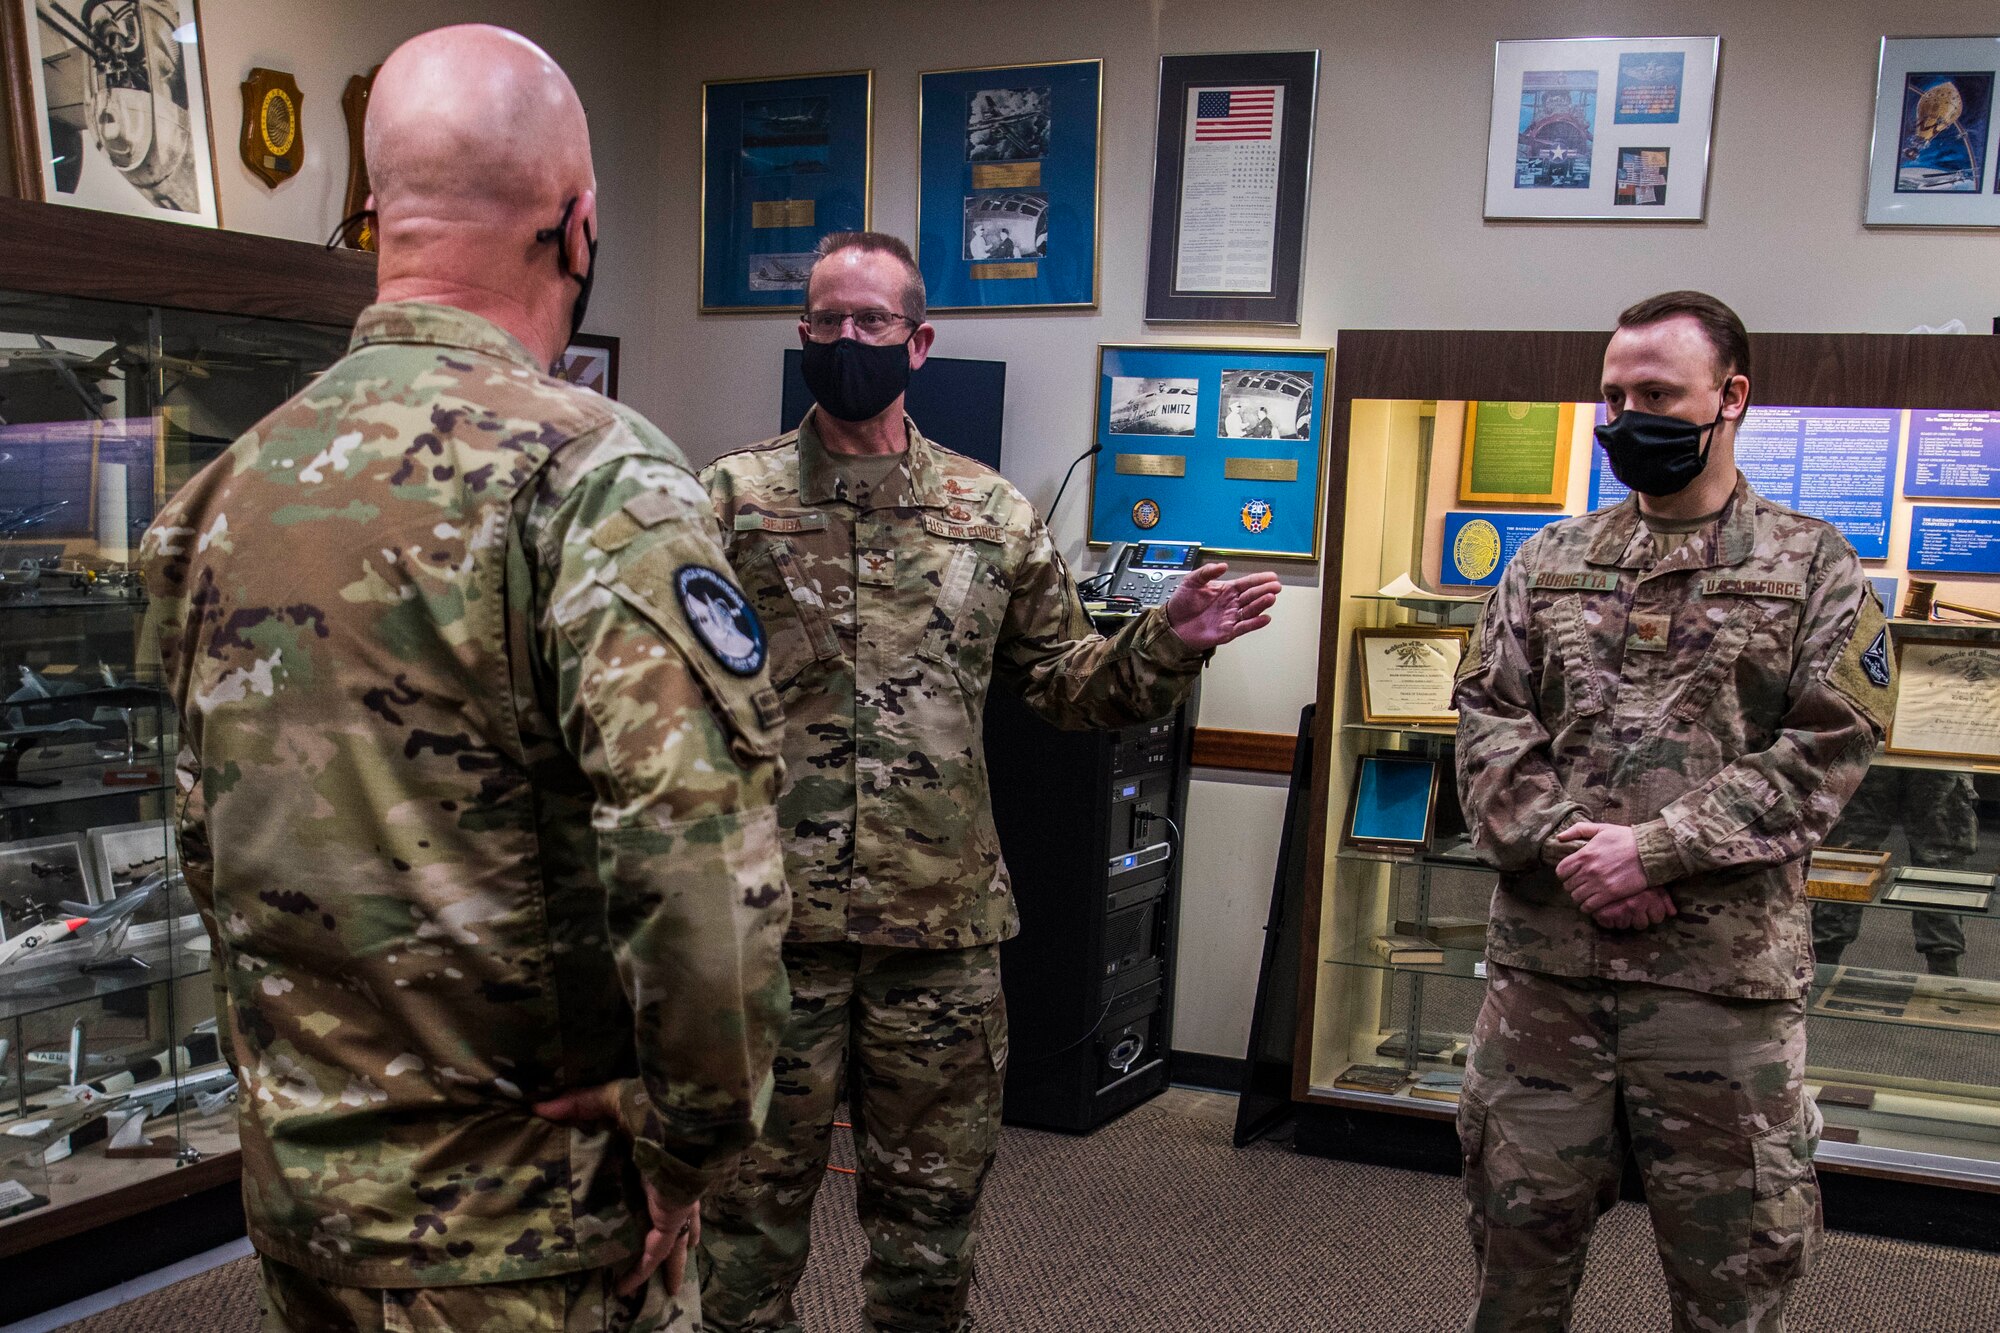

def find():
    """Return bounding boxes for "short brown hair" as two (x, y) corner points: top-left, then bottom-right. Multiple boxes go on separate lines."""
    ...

(809, 231), (927, 323)
(1617, 290), (1751, 394)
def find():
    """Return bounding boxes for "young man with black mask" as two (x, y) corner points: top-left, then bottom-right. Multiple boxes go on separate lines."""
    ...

(694, 231), (1279, 1333)
(1451, 291), (1894, 1332)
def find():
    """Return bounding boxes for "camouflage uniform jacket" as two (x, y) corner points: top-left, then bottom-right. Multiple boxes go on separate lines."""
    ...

(141, 303), (792, 1288)
(1453, 473), (1894, 999)
(701, 410), (1205, 948)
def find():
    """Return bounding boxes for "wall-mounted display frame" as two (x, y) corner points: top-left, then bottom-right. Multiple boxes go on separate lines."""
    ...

(1, 0), (223, 228)
(700, 70), (873, 314)
(1483, 35), (1720, 222)
(1143, 50), (1318, 326)
(1459, 401), (1575, 504)
(1341, 754), (1440, 854)
(238, 67), (302, 189)
(917, 59), (1100, 312)
(1885, 635), (2000, 761)
(1866, 37), (2000, 228)
(556, 333), (620, 400)
(1354, 627), (1469, 727)
(1087, 342), (1329, 560)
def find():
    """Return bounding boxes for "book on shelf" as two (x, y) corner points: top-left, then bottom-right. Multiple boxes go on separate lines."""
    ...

(1333, 1063), (1411, 1095)
(1409, 1071), (1464, 1103)
(1374, 1029), (1464, 1063)
(1370, 933), (1445, 966)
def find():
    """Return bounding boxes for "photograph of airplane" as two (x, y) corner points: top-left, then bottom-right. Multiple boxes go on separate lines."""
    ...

(1219, 369), (1315, 440)
(748, 252), (816, 292)
(741, 96), (832, 149)
(966, 86), (1051, 163)
(1109, 377), (1200, 436)
(740, 144), (829, 177)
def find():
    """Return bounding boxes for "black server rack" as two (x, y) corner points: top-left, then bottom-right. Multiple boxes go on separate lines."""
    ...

(984, 682), (1196, 1133)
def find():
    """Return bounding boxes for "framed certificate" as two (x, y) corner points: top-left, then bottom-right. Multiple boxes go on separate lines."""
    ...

(1885, 636), (2000, 760)
(1354, 627), (1469, 726)
(1343, 754), (1440, 854)
(918, 59), (1101, 312)
(700, 71), (873, 313)
(1143, 50), (1319, 325)
(1459, 402), (1575, 505)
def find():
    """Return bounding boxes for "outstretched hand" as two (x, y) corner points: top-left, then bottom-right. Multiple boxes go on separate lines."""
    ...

(537, 1082), (699, 1298)
(1164, 563), (1281, 651)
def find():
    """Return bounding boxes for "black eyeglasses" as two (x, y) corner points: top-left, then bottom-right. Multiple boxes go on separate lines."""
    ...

(803, 309), (917, 342)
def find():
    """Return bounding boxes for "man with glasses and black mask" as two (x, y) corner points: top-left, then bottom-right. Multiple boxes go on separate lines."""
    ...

(142, 26), (789, 1332)
(1452, 291), (1893, 1332)
(696, 231), (1280, 1333)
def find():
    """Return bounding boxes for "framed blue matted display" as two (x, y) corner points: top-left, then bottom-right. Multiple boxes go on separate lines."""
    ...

(1087, 343), (1329, 560)
(918, 59), (1101, 312)
(1343, 755), (1440, 853)
(700, 71), (873, 313)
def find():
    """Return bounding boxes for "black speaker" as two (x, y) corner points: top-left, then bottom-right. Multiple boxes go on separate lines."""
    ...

(986, 679), (1196, 1133)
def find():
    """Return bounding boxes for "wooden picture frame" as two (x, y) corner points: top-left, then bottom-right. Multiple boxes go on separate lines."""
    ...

(1884, 635), (2000, 761)
(1458, 400), (1575, 505)
(2, 0), (224, 228)
(1353, 626), (1469, 726)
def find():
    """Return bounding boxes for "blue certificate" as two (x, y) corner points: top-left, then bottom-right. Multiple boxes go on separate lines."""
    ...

(1441, 511), (1562, 587)
(701, 73), (872, 312)
(1905, 411), (2000, 499)
(1908, 505), (2000, 574)
(918, 61), (1100, 311)
(1088, 343), (1327, 560)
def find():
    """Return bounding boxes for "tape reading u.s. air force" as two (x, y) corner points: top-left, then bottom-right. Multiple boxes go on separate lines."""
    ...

(674, 565), (767, 677)
(1700, 576), (1806, 601)
(922, 514), (1006, 543)
(1529, 571), (1618, 592)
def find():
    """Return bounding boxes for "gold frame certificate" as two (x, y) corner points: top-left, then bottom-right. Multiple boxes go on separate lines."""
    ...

(1886, 637), (2000, 761)
(1355, 627), (1469, 726)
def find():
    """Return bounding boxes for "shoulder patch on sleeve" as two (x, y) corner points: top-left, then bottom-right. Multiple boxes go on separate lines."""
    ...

(674, 565), (768, 677)
(1826, 594), (1895, 726)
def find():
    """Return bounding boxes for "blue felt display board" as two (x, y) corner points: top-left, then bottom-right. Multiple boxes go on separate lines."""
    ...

(701, 73), (871, 311)
(918, 62), (1100, 310)
(1088, 344), (1326, 559)
(1440, 511), (1563, 587)
(1905, 410), (2000, 500)
(1588, 404), (1898, 559)
(1351, 756), (1436, 845)
(1908, 505), (2000, 574)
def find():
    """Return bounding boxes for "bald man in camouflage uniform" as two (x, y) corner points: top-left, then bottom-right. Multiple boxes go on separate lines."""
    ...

(696, 231), (1279, 1333)
(143, 27), (788, 1333)
(1453, 292), (1891, 1333)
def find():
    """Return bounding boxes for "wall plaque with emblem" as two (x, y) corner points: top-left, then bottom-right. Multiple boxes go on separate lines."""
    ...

(240, 68), (302, 187)
(336, 66), (379, 250)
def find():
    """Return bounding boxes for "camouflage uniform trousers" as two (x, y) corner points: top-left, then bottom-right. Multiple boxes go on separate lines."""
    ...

(1459, 963), (1820, 1333)
(259, 1254), (693, 1332)
(698, 942), (1007, 1333)
(1812, 768), (1979, 969)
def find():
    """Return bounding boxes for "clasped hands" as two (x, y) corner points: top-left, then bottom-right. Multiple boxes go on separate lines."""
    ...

(1553, 821), (1676, 930)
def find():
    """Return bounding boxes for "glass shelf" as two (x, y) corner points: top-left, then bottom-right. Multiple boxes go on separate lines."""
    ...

(1334, 845), (1488, 871)
(0, 595), (146, 614)
(0, 937), (209, 1025)
(1325, 941), (1488, 980)
(1343, 721), (1457, 738)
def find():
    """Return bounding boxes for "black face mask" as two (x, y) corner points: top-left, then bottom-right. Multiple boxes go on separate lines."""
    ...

(800, 336), (912, 423)
(1593, 398), (1726, 497)
(536, 197), (598, 354)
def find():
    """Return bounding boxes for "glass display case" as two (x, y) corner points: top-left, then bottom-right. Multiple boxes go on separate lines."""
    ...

(1296, 333), (2000, 1219)
(0, 278), (347, 1246)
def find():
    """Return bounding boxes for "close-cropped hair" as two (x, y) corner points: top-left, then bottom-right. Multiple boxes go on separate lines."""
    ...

(1617, 289), (1751, 400)
(810, 231), (927, 323)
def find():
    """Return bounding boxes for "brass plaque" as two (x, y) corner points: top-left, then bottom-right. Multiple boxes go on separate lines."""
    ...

(752, 199), (816, 229)
(1115, 454), (1186, 478)
(240, 68), (303, 188)
(972, 162), (1042, 190)
(1224, 457), (1299, 483)
(972, 262), (1037, 281)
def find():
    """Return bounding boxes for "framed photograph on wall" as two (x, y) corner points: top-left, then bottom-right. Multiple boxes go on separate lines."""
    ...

(1, 0), (223, 227)
(1143, 51), (1319, 325)
(917, 59), (1100, 312)
(556, 333), (620, 399)
(700, 70), (873, 313)
(1483, 35), (1720, 222)
(1866, 37), (2000, 227)
(0, 832), (97, 937)
(1088, 342), (1328, 560)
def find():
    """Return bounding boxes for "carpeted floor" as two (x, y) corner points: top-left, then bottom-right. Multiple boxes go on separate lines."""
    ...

(52, 1089), (2000, 1332)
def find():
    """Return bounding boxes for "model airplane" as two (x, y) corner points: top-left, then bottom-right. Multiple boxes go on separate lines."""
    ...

(0, 869), (181, 971)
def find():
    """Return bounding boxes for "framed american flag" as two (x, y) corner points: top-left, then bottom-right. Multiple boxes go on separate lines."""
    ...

(1143, 51), (1319, 325)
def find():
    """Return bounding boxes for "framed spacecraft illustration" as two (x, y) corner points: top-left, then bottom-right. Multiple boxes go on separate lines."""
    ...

(2, 0), (224, 227)
(1865, 36), (2000, 227)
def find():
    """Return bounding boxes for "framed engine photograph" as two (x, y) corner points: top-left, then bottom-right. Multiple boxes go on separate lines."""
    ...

(917, 58), (1101, 312)
(1483, 35), (1720, 222)
(1866, 37), (2000, 227)
(1, 0), (224, 227)
(1143, 50), (1318, 325)
(700, 70), (873, 313)
(1087, 342), (1329, 560)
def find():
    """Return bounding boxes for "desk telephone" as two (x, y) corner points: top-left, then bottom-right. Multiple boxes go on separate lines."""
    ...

(1095, 541), (1204, 609)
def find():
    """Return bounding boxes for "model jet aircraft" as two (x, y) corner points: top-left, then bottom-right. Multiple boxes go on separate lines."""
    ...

(0, 869), (180, 971)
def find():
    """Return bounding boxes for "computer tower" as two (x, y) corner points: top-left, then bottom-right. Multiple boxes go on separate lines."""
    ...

(985, 681), (1196, 1133)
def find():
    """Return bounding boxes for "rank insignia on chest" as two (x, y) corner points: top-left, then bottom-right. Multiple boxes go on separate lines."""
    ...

(945, 503), (974, 523)
(862, 553), (892, 577)
(1627, 610), (1672, 653)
